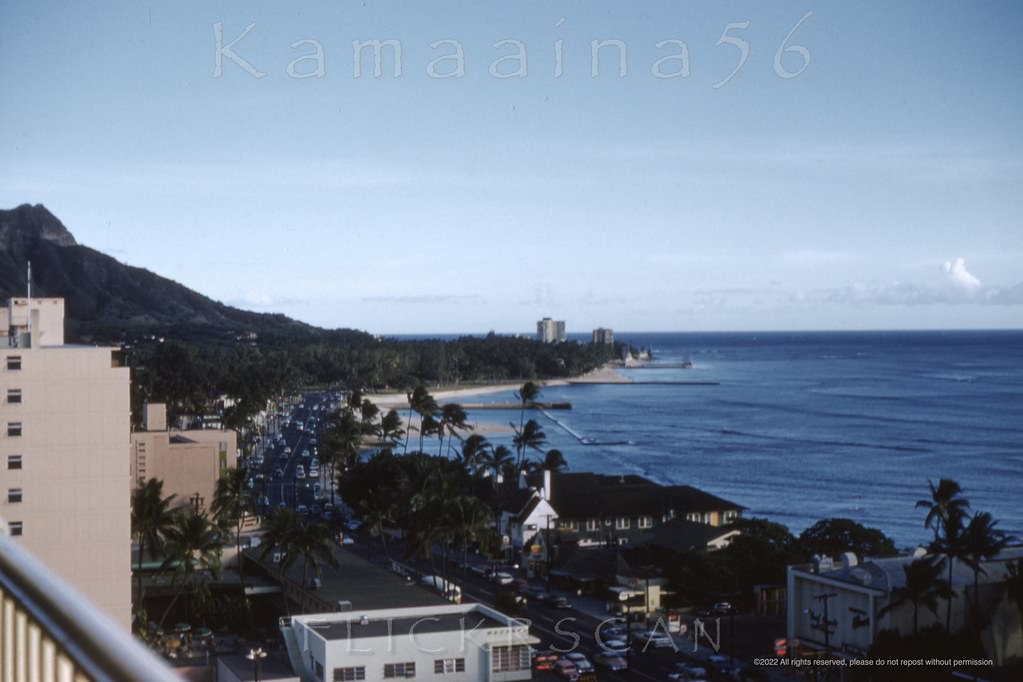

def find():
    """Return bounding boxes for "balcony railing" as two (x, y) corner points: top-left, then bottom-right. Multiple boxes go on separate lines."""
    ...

(0, 527), (179, 682)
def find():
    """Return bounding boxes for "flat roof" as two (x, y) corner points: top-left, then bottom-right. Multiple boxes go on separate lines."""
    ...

(309, 612), (506, 641)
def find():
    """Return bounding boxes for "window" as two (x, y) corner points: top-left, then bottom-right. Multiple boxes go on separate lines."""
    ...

(7, 455), (22, 470)
(7, 422), (22, 437)
(585, 519), (599, 532)
(614, 517), (630, 530)
(434, 659), (465, 674)
(638, 516), (654, 529)
(723, 510), (739, 523)
(5, 356), (21, 371)
(383, 662), (415, 678)
(333, 667), (365, 682)
(491, 645), (530, 673)
(6, 389), (21, 404)
(8, 488), (22, 504)
(9, 521), (22, 536)
(685, 512), (700, 522)
(524, 523), (537, 531)
(313, 660), (324, 681)
(558, 519), (578, 531)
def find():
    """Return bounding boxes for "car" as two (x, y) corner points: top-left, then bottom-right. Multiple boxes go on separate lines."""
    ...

(552, 659), (579, 680)
(595, 651), (628, 671)
(564, 653), (594, 674)
(308, 467), (319, 478)
(295, 465), (306, 479)
(711, 601), (733, 615)
(273, 467), (284, 478)
(543, 594), (572, 609)
(341, 535), (355, 545)
(491, 572), (514, 585)
(346, 518), (361, 530)
(470, 565), (489, 578)
(296, 504), (309, 514)
(599, 624), (627, 640)
(532, 650), (559, 671)
(301, 449), (310, 458)
(635, 632), (675, 650)
(600, 638), (628, 652)
(310, 503), (322, 515)
(283, 446), (292, 455)
(674, 662), (707, 679)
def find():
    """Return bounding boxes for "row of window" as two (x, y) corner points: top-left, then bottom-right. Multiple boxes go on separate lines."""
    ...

(330, 657), (468, 681)
(6, 422), (22, 437)
(559, 516), (656, 532)
(5, 357), (21, 371)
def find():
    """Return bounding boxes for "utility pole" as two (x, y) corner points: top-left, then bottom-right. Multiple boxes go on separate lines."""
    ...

(813, 592), (838, 681)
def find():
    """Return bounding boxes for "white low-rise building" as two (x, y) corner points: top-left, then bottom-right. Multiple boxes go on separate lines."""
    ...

(282, 604), (538, 682)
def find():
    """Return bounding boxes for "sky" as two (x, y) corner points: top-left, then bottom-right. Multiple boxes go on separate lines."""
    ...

(1, 1), (1021, 334)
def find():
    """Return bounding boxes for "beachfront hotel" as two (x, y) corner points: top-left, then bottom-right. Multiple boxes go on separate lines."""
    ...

(0, 296), (132, 627)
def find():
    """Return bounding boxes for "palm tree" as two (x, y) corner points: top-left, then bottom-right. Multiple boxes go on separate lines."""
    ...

(458, 434), (491, 478)
(419, 414), (441, 453)
(211, 467), (251, 591)
(484, 445), (514, 486)
(359, 398), (381, 438)
(379, 408), (404, 446)
(291, 521), (340, 598)
(878, 556), (950, 635)
(916, 478), (969, 633)
(405, 386), (438, 454)
(512, 418), (547, 470)
(515, 381), (541, 436)
(960, 511), (1007, 627)
(159, 509), (223, 628)
(438, 403), (469, 456)
(131, 478), (177, 612)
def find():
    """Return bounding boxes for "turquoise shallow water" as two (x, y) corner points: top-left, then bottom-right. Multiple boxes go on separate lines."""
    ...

(458, 330), (1023, 547)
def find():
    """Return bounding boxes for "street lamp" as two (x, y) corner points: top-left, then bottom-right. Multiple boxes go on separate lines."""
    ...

(246, 647), (267, 682)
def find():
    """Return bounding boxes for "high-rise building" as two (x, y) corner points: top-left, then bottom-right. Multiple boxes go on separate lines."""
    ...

(0, 297), (131, 628)
(536, 317), (566, 343)
(592, 327), (614, 345)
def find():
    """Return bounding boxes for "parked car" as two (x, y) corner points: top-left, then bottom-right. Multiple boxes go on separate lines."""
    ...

(595, 651), (628, 671)
(296, 504), (309, 514)
(711, 601), (733, 615)
(635, 631), (675, 650)
(295, 465), (305, 479)
(543, 594), (572, 609)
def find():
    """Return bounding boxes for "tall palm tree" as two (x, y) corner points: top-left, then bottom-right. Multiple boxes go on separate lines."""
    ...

(131, 478), (177, 613)
(515, 381), (541, 437)
(512, 418), (547, 470)
(484, 445), (514, 486)
(438, 403), (469, 456)
(404, 386), (438, 454)
(159, 509), (223, 628)
(458, 434), (491, 478)
(916, 478), (969, 633)
(419, 414), (441, 453)
(879, 556), (950, 635)
(960, 511), (1007, 627)
(291, 521), (340, 598)
(540, 448), (567, 471)
(211, 466), (252, 591)
(359, 398), (381, 438)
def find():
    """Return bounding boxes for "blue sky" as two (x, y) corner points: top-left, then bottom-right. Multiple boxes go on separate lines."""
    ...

(2, 1), (1021, 333)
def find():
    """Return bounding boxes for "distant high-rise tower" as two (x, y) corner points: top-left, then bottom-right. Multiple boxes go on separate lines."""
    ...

(0, 296), (131, 628)
(592, 327), (614, 345)
(537, 317), (566, 343)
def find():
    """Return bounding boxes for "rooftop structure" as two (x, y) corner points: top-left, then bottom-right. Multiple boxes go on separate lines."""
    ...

(282, 603), (538, 682)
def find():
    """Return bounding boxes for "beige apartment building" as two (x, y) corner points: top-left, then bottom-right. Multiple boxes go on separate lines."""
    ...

(130, 403), (236, 512)
(0, 297), (131, 628)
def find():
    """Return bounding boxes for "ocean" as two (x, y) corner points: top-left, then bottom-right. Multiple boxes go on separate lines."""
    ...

(456, 330), (1023, 548)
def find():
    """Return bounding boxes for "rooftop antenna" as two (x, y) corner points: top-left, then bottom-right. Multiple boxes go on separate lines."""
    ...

(27, 261), (32, 298)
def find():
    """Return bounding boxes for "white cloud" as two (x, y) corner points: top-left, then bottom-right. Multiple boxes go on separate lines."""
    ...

(942, 257), (982, 295)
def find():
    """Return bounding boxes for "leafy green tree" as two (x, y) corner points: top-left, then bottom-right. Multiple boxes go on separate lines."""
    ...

(879, 556), (950, 635)
(798, 518), (897, 558)
(131, 478), (177, 613)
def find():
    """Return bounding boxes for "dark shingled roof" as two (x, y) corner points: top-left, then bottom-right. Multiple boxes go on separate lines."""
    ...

(548, 473), (743, 519)
(636, 518), (739, 553)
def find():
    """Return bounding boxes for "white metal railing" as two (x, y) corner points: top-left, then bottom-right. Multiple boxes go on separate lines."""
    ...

(0, 528), (179, 682)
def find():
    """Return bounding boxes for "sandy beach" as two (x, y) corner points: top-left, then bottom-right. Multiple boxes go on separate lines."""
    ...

(361, 364), (630, 444)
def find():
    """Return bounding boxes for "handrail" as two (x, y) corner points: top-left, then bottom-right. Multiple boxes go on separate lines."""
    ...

(0, 531), (179, 682)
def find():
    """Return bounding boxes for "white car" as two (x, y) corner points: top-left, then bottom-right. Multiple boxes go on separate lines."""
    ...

(491, 572), (514, 585)
(295, 465), (306, 479)
(308, 467), (319, 478)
